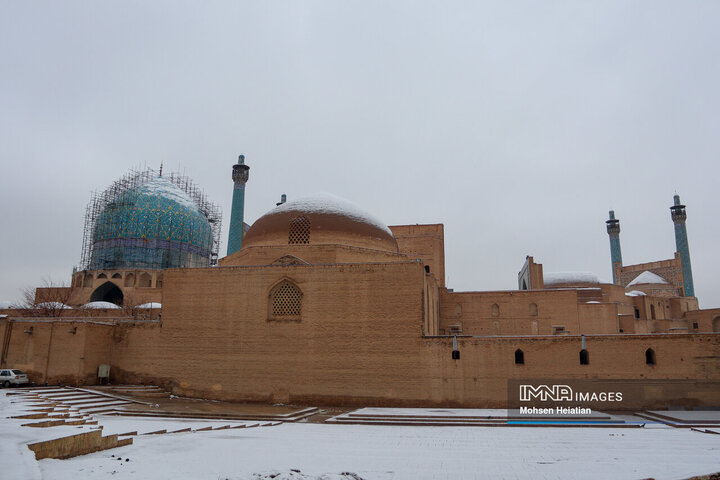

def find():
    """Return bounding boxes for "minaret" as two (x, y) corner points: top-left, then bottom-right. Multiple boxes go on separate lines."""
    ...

(227, 155), (250, 256)
(606, 210), (623, 284)
(670, 194), (694, 297)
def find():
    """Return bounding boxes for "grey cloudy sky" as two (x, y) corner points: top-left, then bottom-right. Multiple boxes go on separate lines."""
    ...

(1, 1), (719, 307)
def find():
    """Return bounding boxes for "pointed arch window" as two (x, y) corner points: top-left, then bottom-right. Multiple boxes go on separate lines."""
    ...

(138, 272), (152, 287)
(269, 280), (303, 321)
(491, 304), (500, 317)
(529, 303), (538, 316)
(514, 349), (525, 365)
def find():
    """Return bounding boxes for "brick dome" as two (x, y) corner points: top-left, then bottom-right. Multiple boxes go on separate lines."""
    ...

(242, 193), (398, 252)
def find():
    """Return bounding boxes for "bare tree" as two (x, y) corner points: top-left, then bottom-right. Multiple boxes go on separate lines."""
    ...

(18, 278), (73, 317)
(119, 289), (153, 319)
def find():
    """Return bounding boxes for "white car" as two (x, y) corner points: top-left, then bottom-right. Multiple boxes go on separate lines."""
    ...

(0, 369), (29, 387)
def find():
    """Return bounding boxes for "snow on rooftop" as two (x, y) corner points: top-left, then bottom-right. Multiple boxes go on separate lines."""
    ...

(0, 300), (18, 309)
(80, 301), (121, 309)
(35, 302), (71, 309)
(626, 290), (648, 297)
(271, 193), (393, 236)
(136, 302), (162, 309)
(544, 272), (599, 286)
(627, 271), (669, 287)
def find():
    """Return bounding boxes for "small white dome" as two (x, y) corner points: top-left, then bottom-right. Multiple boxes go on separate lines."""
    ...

(135, 302), (162, 309)
(81, 301), (121, 309)
(36, 302), (72, 309)
(627, 271), (669, 287)
(544, 272), (599, 287)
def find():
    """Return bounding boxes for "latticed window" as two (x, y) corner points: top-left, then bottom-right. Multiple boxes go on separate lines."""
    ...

(288, 216), (310, 244)
(270, 281), (303, 319)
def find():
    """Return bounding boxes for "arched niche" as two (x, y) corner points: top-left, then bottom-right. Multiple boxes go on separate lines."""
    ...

(90, 282), (124, 306)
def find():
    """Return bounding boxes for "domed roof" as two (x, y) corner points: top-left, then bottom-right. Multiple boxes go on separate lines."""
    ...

(544, 272), (600, 288)
(89, 176), (214, 270)
(626, 271), (669, 287)
(242, 193), (397, 252)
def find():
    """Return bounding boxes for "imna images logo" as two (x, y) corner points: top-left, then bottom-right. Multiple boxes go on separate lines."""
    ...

(519, 384), (623, 403)
(519, 384), (573, 402)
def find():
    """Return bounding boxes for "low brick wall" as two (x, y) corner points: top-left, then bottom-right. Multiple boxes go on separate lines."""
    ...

(27, 430), (132, 460)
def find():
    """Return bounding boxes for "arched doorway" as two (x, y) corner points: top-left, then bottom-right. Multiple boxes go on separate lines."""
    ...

(90, 282), (124, 306)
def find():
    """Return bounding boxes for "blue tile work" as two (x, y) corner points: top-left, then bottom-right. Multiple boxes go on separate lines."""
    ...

(674, 221), (694, 297)
(671, 195), (694, 297)
(606, 210), (623, 284)
(227, 156), (250, 256)
(89, 176), (213, 270)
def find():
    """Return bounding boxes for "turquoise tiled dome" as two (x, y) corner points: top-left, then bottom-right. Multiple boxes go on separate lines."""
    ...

(89, 176), (213, 270)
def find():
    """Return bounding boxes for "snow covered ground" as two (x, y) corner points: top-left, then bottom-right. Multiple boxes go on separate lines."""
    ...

(3, 391), (720, 480)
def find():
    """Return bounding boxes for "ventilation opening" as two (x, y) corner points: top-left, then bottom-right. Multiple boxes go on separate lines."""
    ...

(579, 349), (589, 365)
(645, 348), (656, 365)
(270, 281), (303, 319)
(634, 307), (640, 319)
(514, 349), (524, 365)
(288, 216), (310, 244)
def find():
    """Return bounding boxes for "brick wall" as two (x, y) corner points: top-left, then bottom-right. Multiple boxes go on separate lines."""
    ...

(390, 224), (445, 287)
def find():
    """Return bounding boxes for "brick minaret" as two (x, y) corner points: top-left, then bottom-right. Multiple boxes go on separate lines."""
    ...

(227, 155), (250, 256)
(606, 210), (623, 284)
(670, 194), (694, 297)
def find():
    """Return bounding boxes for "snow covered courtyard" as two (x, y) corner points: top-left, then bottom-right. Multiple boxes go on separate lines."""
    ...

(3, 390), (720, 480)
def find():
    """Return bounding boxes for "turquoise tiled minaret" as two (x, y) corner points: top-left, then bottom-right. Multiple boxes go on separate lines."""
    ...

(227, 155), (250, 256)
(670, 194), (694, 297)
(606, 210), (623, 284)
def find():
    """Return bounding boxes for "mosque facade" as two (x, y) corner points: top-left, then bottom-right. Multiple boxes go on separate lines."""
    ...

(1, 157), (719, 408)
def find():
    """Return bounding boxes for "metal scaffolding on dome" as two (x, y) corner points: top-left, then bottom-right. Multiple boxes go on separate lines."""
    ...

(76, 168), (222, 272)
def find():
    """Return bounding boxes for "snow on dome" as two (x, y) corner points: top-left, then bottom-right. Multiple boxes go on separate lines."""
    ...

(272, 193), (393, 236)
(627, 271), (669, 287)
(88, 171), (217, 271)
(36, 302), (72, 309)
(544, 272), (600, 286)
(138, 176), (202, 214)
(135, 302), (162, 309)
(81, 301), (121, 309)
(626, 290), (647, 297)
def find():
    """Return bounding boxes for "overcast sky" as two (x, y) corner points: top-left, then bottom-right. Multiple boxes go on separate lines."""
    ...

(1, 1), (719, 308)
